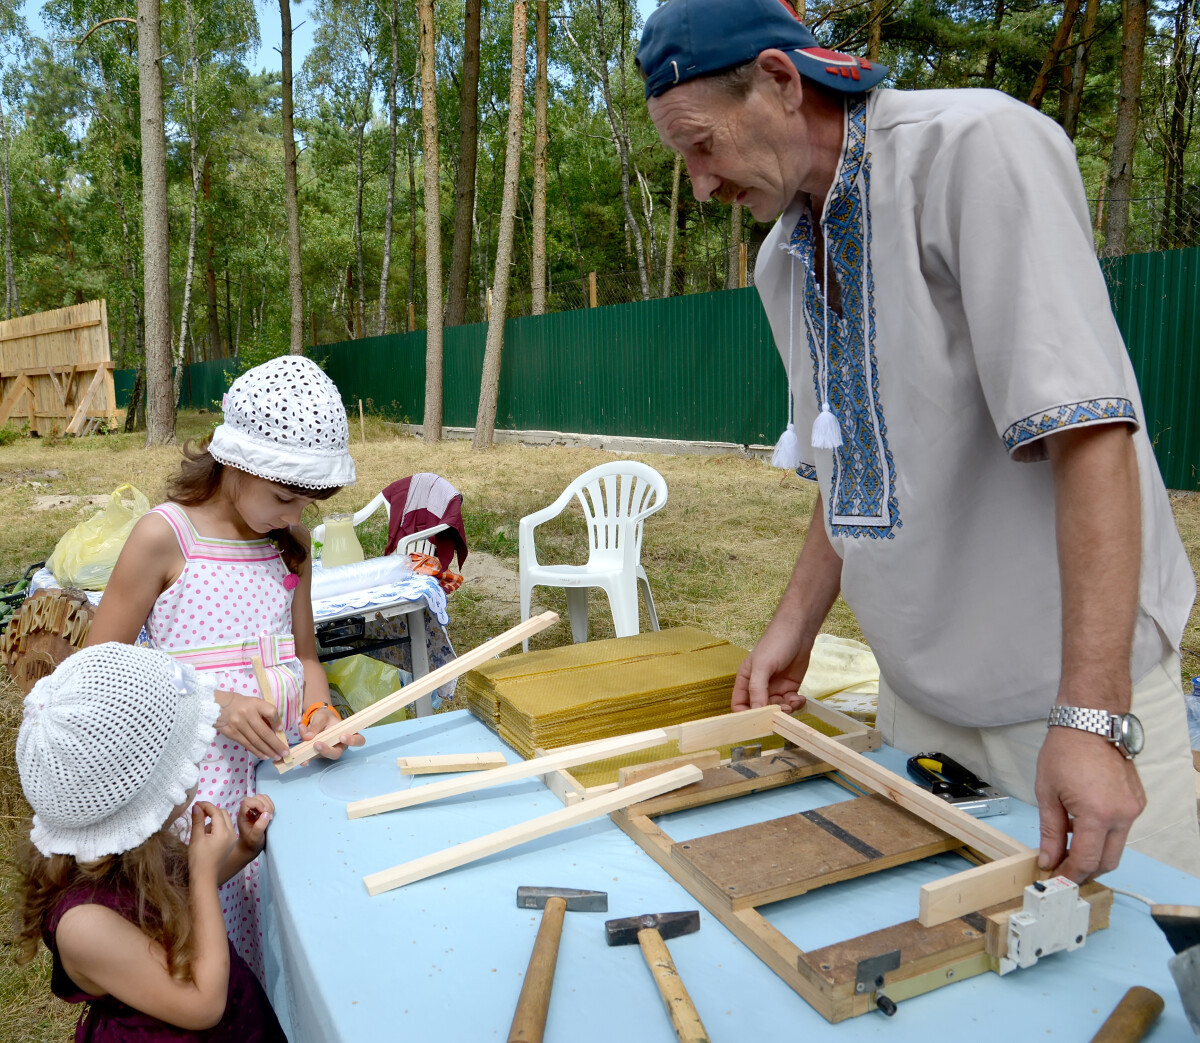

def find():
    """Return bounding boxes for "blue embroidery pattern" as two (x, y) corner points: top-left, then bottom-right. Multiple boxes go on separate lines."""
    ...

(785, 100), (900, 539)
(1003, 398), (1137, 451)
(796, 463), (819, 482)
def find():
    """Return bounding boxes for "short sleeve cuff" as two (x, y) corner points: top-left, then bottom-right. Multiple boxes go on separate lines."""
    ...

(1002, 397), (1138, 461)
(796, 462), (819, 482)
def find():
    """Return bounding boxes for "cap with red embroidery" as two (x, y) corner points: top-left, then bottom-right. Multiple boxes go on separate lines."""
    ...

(637, 0), (888, 99)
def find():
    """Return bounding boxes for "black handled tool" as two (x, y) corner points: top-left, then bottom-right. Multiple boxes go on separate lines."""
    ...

(905, 752), (1009, 817)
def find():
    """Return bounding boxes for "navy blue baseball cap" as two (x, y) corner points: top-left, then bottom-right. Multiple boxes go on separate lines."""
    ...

(638, 0), (888, 99)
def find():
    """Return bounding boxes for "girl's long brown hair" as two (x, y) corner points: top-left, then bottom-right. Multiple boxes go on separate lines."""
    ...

(168, 436), (339, 573)
(16, 830), (197, 980)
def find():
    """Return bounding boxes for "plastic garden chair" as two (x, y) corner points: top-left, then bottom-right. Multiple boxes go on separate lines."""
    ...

(519, 461), (668, 651)
(312, 493), (444, 559)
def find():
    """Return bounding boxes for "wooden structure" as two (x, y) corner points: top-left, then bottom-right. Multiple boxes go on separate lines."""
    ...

(567, 707), (1113, 1022)
(0, 301), (121, 436)
(1, 588), (94, 693)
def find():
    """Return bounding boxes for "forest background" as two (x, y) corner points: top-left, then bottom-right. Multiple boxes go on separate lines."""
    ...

(0, 0), (1197, 435)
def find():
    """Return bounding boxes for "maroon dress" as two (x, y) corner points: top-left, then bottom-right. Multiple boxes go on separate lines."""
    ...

(45, 885), (286, 1042)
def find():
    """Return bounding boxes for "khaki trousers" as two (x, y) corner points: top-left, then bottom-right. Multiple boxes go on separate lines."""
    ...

(877, 650), (1200, 877)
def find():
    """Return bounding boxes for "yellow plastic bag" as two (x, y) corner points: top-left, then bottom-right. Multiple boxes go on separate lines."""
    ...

(323, 655), (411, 727)
(46, 484), (150, 590)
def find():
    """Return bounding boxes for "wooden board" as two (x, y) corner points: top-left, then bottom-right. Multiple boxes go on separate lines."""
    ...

(672, 794), (960, 911)
(398, 752), (509, 774)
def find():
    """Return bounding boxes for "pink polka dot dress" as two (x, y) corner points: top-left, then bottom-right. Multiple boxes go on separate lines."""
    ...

(146, 502), (305, 984)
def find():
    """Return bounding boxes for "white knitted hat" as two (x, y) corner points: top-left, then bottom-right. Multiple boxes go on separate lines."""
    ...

(17, 643), (220, 862)
(209, 355), (356, 490)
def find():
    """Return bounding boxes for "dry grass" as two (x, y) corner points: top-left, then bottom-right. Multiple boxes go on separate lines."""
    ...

(1, 413), (1198, 1038)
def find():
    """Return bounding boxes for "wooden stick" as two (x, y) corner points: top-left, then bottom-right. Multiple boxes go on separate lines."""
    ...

(398, 752), (509, 775)
(918, 851), (1040, 927)
(771, 711), (1028, 862)
(347, 726), (672, 818)
(363, 764), (703, 896)
(250, 654), (290, 750)
(358, 398), (366, 444)
(637, 928), (709, 1043)
(275, 611), (559, 774)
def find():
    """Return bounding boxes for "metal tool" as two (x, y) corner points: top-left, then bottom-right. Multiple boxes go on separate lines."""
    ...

(905, 751), (1009, 817)
(1088, 986), (1164, 1043)
(605, 911), (708, 1043)
(508, 886), (607, 1043)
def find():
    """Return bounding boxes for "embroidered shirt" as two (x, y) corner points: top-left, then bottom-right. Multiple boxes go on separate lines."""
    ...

(754, 88), (1194, 727)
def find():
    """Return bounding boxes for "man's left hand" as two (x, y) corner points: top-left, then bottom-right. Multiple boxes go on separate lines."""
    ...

(1035, 725), (1145, 882)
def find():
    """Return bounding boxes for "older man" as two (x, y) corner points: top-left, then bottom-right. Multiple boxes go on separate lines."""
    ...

(639, 0), (1200, 880)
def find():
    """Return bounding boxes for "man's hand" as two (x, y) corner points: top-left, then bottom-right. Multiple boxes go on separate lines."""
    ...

(731, 624), (812, 713)
(1035, 725), (1145, 882)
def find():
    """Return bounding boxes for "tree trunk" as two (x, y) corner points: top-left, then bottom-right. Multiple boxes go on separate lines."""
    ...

(867, 0), (884, 61)
(354, 122), (366, 337)
(531, 0), (549, 315)
(138, 0), (175, 445)
(725, 203), (742, 289)
(445, 0), (482, 327)
(474, 0), (528, 450)
(1027, 0), (1083, 109)
(175, 0), (203, 408)
(662, 153), (681, 298)
(984, 0), (1006, 88)
(1158, 0), (1197, 249)
(1102, 0), (1147, 254)
(280, 0), (305, 353)
(418, 0), (444, 441)
(0, 96), (18, 319)
(202, 158), (222, 358)
(1061, 0), (1099, 138)
(377, 0), (401, 337)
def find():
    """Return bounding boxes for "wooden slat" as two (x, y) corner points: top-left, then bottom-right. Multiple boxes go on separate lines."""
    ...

(398, 752), (509, 774)
(918, 851), (1041, 927)
(671, 705), (780, 753)
(67, 365), (107, 434)
(347, 727), (671, 818)
(276, 611), (560, 774)
(617, 750), (721, 786)
(0, 361), (112, 378)
(0, 317), (102, 343)
(363, 764), (704, 896)
(771, 712), (1028, 862)
(0, 374), (31, 426)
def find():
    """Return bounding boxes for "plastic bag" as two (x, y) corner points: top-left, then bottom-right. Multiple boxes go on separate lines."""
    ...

(323, 654), (412, 727)
(46, 484), (150, 590)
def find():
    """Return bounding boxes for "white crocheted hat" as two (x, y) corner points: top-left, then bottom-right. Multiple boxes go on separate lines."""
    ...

(209, 355), (356, 490)
(16, 643), (220, 862)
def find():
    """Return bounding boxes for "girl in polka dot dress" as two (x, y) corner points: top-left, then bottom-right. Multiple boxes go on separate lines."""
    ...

(88, 355), (365, 983)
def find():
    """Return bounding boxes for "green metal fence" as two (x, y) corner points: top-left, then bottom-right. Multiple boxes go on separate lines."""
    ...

(118, 246), (1200, 489)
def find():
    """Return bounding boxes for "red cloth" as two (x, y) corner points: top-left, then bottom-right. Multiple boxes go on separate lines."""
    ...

(382, 475), (468, 570)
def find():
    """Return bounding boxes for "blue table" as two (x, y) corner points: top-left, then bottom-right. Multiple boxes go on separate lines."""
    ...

(258, 710), (1200, 1042)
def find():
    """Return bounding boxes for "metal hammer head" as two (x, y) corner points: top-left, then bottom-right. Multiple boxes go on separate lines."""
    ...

(605, 910), (701, 946)
(516, 886), (608, 912)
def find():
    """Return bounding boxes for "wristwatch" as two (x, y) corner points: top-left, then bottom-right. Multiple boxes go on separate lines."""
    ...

(1046, 705), (1145, 760)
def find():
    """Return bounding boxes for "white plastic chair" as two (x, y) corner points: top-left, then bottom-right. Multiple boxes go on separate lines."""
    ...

(311, 493), (445, 559)
(519, 461), (668, 651)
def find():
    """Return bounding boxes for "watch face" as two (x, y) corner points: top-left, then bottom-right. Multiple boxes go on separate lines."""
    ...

(1118, 714), (1145, 758)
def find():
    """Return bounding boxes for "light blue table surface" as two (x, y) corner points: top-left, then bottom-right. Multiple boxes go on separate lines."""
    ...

(258, 710), (1200, 1042)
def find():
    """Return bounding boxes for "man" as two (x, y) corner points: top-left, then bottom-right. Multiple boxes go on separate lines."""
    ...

(638, 0), (1200, 881)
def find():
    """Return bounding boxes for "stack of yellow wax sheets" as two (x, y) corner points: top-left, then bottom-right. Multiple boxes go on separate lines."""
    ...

(461, 627), (749, 761)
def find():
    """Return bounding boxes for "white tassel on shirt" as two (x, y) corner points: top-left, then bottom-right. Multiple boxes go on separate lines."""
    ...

(811, 402), (843, 449)
(771, 422), (804, 469)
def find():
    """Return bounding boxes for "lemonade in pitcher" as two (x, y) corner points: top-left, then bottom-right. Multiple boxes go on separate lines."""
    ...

(321, 513), (365, 567)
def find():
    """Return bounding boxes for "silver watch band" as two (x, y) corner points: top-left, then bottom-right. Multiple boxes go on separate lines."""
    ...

(1046, 705), (1115, 739)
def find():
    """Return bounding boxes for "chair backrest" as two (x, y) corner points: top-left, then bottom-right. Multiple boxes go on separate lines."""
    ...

(564, 461), (668, 567)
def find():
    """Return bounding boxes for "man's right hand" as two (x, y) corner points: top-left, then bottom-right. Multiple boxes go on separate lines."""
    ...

(731, 622), (814, 713)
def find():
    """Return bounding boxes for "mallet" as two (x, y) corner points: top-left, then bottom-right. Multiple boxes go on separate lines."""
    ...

(605, 910), (708, 1043)
(508, 886), (608, 1043)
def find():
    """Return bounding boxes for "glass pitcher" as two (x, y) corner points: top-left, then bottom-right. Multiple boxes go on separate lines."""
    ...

(321, 513), (365, 567)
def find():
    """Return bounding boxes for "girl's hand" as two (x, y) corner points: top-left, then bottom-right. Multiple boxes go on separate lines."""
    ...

(298, 707), (365, 764)
(188, 802), (237, 881)
(214, 689), (289, 762)
(236, 794), (274, 855)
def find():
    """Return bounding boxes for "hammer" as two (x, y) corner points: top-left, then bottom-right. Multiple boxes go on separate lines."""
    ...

(605, 911), (708, 1043)
(508, 886), (607, 1043)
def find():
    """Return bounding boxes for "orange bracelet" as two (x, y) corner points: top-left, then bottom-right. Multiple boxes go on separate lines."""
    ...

(300, 702), (335, 727)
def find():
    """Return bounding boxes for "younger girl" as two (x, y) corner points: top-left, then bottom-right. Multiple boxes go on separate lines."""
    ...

(16, 642), (286, 1041)
(87, 354), (364, 982)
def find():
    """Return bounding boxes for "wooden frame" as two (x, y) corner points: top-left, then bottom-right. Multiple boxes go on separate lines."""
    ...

(599, 708), (1109, 1022)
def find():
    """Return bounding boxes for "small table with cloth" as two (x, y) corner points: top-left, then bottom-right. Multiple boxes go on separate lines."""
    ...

(257, 709), (1199, 1042)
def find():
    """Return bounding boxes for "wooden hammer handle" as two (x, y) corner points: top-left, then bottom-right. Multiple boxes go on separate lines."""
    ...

(1089, 987), (1164, 1043)
(508, 896), (567, 1043)
(636, 928), (710, 1043)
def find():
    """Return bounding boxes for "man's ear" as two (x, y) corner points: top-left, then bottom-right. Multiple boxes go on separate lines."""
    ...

(755, 49), (804, 110)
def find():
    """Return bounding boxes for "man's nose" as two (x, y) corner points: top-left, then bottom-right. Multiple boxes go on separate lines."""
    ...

(686, 163), (718, 203)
